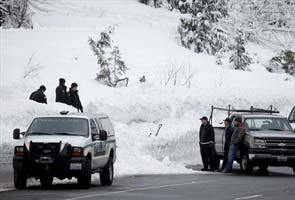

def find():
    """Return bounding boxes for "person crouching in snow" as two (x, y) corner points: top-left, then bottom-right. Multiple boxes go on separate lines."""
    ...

(29, 85), (47, 104)
(69, 82), (83, 113)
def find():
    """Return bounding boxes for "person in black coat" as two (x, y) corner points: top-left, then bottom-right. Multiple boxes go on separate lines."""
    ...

(221, 118), (234, 170)
(29, 85), (47, 104)
(55, 78), (70, 105)
(199, 116), (215, 171)
(69, 82), (83, 112)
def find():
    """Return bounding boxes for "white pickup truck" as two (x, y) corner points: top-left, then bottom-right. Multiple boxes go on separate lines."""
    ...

(13, 112), (116, 189)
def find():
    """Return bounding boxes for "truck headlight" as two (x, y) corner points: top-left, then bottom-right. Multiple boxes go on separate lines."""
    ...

(15, 146), (24, 156)
(71, 147), (84, 157)
(254, 139), (266, 148)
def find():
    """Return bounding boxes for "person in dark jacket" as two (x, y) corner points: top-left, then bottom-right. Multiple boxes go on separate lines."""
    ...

(221, 118), (234, 170)
(224, 116), (246, 173)
(199, 116), (215, 171)
(69, 82), (83, 112)
(55, 78), (70, 105)
(29, 85), (47, 104)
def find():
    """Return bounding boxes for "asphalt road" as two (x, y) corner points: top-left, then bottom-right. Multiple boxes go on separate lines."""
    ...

(0, 166), (294, 200)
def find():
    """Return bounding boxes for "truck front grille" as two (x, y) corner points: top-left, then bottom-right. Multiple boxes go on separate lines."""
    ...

(30, 142), (61, 159)
(265, 139), (295, 150)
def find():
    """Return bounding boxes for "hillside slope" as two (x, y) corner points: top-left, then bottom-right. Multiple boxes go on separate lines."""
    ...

(1, 0), (295, 177)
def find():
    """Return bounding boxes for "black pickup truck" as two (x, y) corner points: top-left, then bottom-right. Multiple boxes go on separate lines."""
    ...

(211, 105), (295, 174)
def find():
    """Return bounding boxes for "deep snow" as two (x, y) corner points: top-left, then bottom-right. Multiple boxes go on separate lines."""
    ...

(1, 0), (295, 179)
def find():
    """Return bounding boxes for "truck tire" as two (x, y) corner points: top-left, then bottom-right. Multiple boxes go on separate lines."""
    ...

(100, 158), (114, 186)
(258, 165), (268, 174)
(40, 176), (53, 188)
(14, 170), (27, 189)
(240, 152), (253, 174)
(78, 159), (91, 189)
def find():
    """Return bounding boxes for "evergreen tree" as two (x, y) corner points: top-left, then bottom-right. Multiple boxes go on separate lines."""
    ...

(269, 50), (295, 76)
(3, 0), (34, 28)
(178, 0), (228, 55)
(89, 26), (128, 87)
(229, 31), (252, 70)
(110, 46), (128, 82)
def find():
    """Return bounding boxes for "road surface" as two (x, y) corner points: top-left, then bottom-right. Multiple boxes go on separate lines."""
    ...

(0, 165), (294, 200)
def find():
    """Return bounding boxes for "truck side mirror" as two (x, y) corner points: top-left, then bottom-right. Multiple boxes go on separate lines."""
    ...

(99, 130), (108, 141)
(13, 128), (21, 139)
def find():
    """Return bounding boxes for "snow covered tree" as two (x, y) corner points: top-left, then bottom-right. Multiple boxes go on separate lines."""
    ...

(229, 31), (252, 70)
(110, 46), (128, 82)
(2, 0), (33, 28)
(139, 0), (162, 7)
(89, 26), (129, 87)
(178, 0), (228, 55)
(268, 50), (295, 76)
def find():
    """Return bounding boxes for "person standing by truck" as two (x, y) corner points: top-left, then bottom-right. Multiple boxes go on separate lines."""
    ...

(220, 118), (234, 171)
(199, 116), (215, 171)
(223, 116), (246, 173)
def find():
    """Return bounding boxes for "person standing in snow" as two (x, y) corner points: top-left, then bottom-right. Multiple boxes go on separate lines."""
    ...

(199, 116), (215, 171)
(69, 82), (83, 113)
(220, 118), (234, 171)
(223, 116), (246, 173)
(55, 78), (70, 105)
(29, 85), (47, 104)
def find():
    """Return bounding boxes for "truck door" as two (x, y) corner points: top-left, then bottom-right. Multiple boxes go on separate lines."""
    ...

(90, 119), (106, 168)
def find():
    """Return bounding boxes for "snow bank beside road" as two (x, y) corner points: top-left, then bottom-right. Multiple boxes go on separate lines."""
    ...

(1, 0), (295, 179)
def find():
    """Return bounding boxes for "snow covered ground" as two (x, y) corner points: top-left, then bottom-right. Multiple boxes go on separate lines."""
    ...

(1, 0), (295, 181)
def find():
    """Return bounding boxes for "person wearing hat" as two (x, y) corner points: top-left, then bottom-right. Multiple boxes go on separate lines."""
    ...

(69, 82), (83, 112)
(223, 116), (246, 173)
(29, 85), (47, 104)
(55, 78), (70, 105)
(220, 118), (234, 171)
(199, 116), (215, 171)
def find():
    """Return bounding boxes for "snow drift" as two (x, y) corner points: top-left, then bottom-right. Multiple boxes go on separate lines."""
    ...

(1, 0), (295, 178)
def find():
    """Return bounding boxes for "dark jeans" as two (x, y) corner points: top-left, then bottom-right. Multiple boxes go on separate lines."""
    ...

(224, 144), (238, 172)
(200, 144), (215, 170)
(221, 144), (230, 170)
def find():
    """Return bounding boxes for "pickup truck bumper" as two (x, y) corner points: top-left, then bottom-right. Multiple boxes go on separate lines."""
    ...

(13, 155), (87, 179)
(248, 150), (295, 167)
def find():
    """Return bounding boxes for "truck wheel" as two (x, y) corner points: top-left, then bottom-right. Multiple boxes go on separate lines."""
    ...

(100, 158), (114, 186)
(14, 170), (27, 189)
(78, 159), (91, 189)
(240, 153), (253, 174)
(40, 176), (53, 188)
(258, 165), (268, 174)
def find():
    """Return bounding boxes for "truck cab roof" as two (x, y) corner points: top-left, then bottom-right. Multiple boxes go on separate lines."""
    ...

(36, 112), (109, 120)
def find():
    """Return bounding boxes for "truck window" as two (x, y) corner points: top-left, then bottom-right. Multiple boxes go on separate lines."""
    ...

(100, 118), (115, 136)
(27, 117), (89, 137)
(90, 119), (98, 135)
(244, 117), (293, 132)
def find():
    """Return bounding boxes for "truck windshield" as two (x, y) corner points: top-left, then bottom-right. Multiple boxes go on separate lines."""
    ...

(244, 117), (293, 132)
(26, 117), (89, 137)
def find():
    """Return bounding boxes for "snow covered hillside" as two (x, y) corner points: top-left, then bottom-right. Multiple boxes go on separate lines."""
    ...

(1, 0), (295, 177)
